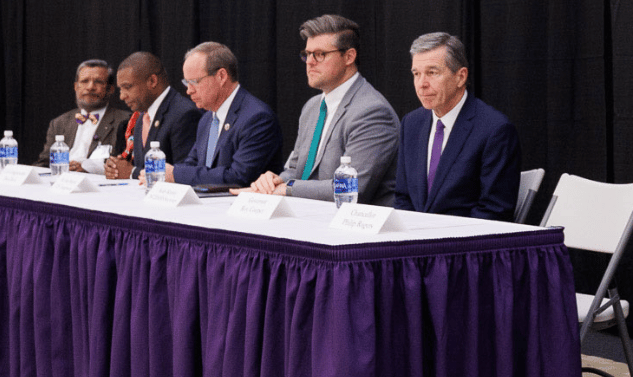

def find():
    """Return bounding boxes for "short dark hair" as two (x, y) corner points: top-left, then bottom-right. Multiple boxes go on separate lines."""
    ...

(185, 42), (239, 82)
(410, 32), (468, 73)
(75, 59), (115, 87)
(299, 14), (360, 65)
(118, 52), (169, 83)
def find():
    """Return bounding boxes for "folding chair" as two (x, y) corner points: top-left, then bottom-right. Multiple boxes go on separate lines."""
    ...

(514, 168), (545, 223)
(540, 173), (633, 376)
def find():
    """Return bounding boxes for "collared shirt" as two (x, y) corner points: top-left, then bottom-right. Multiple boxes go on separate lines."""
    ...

(146, 86), (171, 126)
(427, 90), (468, 172)
(69, 105), (107, 162)
(209, 84), (240, 142)
(317, 72), (360, 156)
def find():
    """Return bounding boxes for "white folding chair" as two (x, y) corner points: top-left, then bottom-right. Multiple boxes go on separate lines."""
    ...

(514, 168), (545, 223)
(540, 173), (633, 376)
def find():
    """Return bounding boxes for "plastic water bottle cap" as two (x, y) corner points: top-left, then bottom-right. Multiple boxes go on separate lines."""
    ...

(55, 135), (65, 142)
(150, 141), (160, 148)
(340, 156), (351, 164)
(4, 130), (13, 137)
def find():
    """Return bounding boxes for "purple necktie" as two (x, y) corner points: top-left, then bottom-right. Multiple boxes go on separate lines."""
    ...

(427, 119), (445, 193)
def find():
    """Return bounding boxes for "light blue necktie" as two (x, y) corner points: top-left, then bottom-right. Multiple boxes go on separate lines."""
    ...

(205, 113), (220, 167)
(301, 99), (327, 180)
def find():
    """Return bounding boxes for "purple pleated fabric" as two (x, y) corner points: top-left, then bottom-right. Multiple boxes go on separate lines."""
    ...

(0, 197), (581, 377)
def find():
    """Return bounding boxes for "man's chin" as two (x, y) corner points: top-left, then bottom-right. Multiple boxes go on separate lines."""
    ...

(77, 99), (108, 112)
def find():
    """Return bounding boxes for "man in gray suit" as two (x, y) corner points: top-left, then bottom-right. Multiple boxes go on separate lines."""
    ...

(235, 14), (399, 206)
(34, 59), (130, 170)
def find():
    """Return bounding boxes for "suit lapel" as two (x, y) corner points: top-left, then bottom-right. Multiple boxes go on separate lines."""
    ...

(145, 88), (174, 151)
(425, 95), (476, 210)
(89, 106), (116, 156)
(310, 75), (364, 174)
(416, 113), (432, 208)
(210, 87), (245, 164)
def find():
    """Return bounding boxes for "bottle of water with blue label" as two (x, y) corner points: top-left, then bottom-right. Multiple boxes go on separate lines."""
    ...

(333, 156), (358, 208)
(0, 130), (18, 169)
(144, 141), (166, 193)
(50, 135), (69, 175)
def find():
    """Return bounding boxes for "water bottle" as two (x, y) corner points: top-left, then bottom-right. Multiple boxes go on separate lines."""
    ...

(50, 135), (70, 175)
(0, 130), (18, 168)
(333, 156), (358, 208)
(144, 141), (166, 193)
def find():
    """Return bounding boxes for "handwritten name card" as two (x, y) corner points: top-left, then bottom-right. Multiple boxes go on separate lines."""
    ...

(329, 203), (406, 234)
(227, 192), (294, 220)
(0, 164), (44, 186)
(144, 181), (202, 207)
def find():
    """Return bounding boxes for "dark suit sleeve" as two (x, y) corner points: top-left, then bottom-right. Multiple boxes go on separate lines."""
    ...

(173, 110), (281, 186)
(394, 114), (415, 210)
(471, 122), (521, 221)
(168, 108), (200, 164)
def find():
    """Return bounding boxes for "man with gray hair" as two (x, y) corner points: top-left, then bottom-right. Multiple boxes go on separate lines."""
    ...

(236, 14), (399, 206)
(35, 59), (130, 170)
(139, 42), (283, 186)
(395, 32), (521, 221)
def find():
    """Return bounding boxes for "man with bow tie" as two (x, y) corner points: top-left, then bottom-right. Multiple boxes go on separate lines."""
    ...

(34, 59), (130, 170)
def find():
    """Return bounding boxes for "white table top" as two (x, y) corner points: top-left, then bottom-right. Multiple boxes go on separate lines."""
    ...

(0, 166), (543, 246)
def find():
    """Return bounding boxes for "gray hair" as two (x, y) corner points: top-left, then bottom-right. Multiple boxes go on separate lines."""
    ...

(118, 51), (168, 83)
(410, 32), (468, 73)
(75, 59), (115, 87)
(300, 14), (360, 65)
(185, 42), (238, 82)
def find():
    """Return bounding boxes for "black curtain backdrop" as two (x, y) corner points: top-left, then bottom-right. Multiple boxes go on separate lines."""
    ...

(3, 1), (633, 328)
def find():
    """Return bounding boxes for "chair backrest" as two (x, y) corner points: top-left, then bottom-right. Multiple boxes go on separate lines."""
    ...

(540, 173), (633, 254)
(514, 168), (545, 223)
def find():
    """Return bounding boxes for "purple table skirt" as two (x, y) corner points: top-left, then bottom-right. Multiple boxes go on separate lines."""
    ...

(0, 196), (581, 377)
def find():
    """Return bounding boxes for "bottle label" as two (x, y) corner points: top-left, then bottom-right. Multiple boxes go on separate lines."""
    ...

(0, 147), (5, 158)
(334, 177), (358, 194)
(51, 152), (69, 164)
(5, 146), (17, 159)
(145, 158), (165, 173)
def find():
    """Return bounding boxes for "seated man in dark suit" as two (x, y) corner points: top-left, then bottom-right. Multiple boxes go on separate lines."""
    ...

(34, 59), (130, 170)
(140, 42), (283, 187)
(104, 52), (202, 179)
(395, 32), (521, 221)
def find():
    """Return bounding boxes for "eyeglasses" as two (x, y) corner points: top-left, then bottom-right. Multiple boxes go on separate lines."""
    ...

(300, 49), (346, 63)
(181, 75), (210, 88)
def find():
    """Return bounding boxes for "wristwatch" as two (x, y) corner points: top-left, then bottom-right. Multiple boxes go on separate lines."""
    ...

(286, 179), (295, 196)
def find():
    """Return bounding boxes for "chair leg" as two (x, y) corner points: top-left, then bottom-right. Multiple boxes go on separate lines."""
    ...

(608, 287), (633, 376)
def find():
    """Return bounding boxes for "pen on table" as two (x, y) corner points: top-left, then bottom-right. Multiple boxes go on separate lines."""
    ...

(39, 172), (51, 176)
(98, 183), (129, 187)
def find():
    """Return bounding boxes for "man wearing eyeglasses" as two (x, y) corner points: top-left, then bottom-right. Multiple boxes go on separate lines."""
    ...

(105, 51), (202, 180)
(34, 59), (130, 171)
(234, 14), (399, 206)
(139, 41), (283, 187)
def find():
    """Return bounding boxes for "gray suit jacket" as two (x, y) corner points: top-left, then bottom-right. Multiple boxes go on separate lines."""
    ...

(280, 75), (399, 206)
(35, 105), (130, 166)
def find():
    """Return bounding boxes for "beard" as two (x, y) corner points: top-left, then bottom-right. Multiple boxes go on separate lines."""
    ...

(76, 93), (110, 112)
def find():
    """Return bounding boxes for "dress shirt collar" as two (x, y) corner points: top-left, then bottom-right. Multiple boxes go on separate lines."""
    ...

(214, 84), (240, 126)
(321, 72), (359, 112)
(146, 86), (171, 122)
(431, 89), (468, 132)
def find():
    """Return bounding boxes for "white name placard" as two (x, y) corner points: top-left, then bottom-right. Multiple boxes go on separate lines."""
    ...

(227, 192), (294, 220)
(51, 172), (100, 194)
(144, 181), (202, 207)
(0, 164), (44, 186)
(329, 203), (406, 234)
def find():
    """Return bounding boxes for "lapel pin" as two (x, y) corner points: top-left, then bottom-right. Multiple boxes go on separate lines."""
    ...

(224, 123), (230, 131)
(154, 120), (160, 128)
